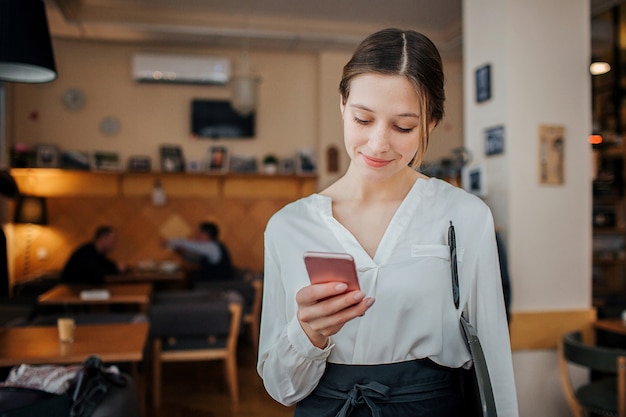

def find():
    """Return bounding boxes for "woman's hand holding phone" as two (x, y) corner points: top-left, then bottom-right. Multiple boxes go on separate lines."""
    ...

(296, 252), (375, 348)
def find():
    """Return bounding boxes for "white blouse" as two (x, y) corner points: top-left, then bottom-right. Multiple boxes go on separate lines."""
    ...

(257, 177), (519, 416)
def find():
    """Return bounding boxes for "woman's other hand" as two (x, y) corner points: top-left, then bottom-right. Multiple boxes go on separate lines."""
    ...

(296, 282), (375, 349)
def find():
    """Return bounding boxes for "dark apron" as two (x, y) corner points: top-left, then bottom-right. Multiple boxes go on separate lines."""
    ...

(294, 358), (461, 417)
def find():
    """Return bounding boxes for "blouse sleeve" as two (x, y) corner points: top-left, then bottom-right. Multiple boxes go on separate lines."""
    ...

(256, 229), (332, 406)
(469, 213), (519, 416)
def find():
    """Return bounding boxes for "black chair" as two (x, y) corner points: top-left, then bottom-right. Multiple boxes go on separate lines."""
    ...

(149, 298), (242, 408)
(558, 330), (626, 417)
(192, 276), (263, 352)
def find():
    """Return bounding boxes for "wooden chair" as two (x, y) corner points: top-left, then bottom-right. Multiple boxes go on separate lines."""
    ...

(558, 330), (626, 417)
(243, 278), (263, 353)
(150, 299), (242, 408)
(193, 276), (263, 353)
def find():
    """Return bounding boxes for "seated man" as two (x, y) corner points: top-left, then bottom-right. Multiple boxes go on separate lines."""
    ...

(163, 222), (233, 281)
(60, 225), (125, 284)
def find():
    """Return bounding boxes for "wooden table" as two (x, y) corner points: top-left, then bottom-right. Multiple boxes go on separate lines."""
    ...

(38, 283), (152, 313)
(594, 318), (626, 336)
(105, 270), (185, 284)
(0, 322), (149, 367)
(0, 322), (150, 411)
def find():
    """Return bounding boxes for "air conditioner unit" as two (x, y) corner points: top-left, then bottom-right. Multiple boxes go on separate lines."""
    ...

(132, 53), (231, 85)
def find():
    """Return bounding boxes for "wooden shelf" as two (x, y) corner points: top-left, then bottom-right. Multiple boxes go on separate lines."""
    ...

(10, 169), (318, 199)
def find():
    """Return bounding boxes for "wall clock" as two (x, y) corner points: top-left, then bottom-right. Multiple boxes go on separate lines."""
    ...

(99, 116), (121, 137)
(62, 88), (86, 111)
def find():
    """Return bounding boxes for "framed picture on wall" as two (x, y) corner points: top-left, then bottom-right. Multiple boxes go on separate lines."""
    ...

(475, 64), (491, 103)
(462, 165), (487, 197)
(485, 125), (505, 156)
(538, 124), (565, 185)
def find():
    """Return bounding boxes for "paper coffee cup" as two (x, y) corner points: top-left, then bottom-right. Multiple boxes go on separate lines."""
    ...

(57, 318), (76, 343)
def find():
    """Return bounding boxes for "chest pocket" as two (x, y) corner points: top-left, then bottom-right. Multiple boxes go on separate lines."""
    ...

(410, 244), (464, 263)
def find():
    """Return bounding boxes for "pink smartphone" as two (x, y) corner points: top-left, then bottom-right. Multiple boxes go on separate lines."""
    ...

(303, 251), (360, 291)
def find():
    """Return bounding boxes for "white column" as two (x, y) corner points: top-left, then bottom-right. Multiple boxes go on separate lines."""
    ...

(463, 1), (592, 416)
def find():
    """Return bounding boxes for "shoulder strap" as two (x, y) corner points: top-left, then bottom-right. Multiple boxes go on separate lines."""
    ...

(448, 220), (498, 417)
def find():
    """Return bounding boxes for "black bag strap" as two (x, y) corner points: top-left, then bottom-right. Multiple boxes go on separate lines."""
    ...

(70, 355), (127, 417)
(448, 221), (498, 417)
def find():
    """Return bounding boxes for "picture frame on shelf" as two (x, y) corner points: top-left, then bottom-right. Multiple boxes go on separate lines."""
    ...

(295, 149), (316, 174)
(93, 151), (121, 171)
(127, 155), (151, 172)
(159, 145), (185, 172)
(186, 159), (204, 173)
(229, 154), (257, 173)
(35, 144), (59, 168)
(278, 157), (295, 174)
(60, 151), (90, 170)
(207, 146), (229, 172)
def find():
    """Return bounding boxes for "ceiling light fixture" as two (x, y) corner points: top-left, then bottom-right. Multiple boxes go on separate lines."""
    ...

(590, 61), (611, 75)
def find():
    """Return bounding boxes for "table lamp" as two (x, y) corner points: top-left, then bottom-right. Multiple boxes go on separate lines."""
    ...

(13, 195), (48, 226)
(13, 195), (47, 279)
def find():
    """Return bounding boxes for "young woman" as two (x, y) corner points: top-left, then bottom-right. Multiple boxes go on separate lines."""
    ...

(257, 28), (518, 417)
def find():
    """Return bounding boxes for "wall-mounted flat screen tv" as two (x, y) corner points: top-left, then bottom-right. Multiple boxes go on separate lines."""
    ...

(191, 99), (255, 139)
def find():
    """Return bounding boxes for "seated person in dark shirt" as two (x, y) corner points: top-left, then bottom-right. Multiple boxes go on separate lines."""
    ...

(163, 222), (233, 281)
(60, 225), (125, 284)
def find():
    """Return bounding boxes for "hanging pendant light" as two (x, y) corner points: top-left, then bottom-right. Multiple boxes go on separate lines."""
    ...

(231, 75), (259, 117)
(0, 0), (57, 83)
(230, 11), (259, 117)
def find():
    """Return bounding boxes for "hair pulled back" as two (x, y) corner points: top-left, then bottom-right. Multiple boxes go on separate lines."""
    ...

(339, 28), (445, 168)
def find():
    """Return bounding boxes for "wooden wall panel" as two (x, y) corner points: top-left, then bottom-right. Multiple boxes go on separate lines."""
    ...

(9, 171), (317, 285)
(509, 308), (597, 350)
(120, 173), (221, 197)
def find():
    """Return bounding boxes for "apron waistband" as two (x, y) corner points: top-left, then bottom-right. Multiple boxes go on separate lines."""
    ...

(311, 360), (456, 417)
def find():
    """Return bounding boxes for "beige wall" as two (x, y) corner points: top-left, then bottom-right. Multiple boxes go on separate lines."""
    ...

(9, 39), (317, 175)
(5, 37), (463, 281)
(8, 38), (462, 187)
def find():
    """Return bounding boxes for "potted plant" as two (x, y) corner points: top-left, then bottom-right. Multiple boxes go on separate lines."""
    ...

(262, 154), (279, 174)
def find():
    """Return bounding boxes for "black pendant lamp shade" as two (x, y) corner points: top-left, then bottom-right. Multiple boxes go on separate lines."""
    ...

(0, 0), (57, 83)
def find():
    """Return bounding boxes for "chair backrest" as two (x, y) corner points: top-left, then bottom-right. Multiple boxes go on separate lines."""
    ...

(193, 278), (261, 316)
(562, 330), (625, 373)
(559, 330), (626, 417)
(249, 279), (263, 319)
(150, 299), (233, 337)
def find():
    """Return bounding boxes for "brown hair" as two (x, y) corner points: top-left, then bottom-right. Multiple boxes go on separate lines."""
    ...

(93, 225), (114, 241)
(339, 28), (445, 168)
